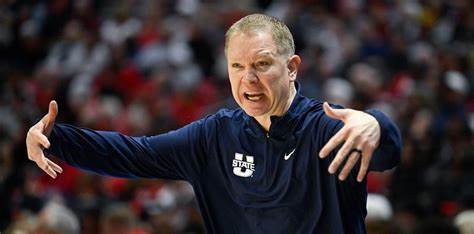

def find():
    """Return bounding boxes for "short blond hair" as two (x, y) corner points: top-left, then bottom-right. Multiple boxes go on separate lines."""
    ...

(224, 14), (295, 57)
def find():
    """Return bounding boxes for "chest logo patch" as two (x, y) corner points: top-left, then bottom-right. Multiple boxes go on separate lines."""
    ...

(232, 153), (255, 177)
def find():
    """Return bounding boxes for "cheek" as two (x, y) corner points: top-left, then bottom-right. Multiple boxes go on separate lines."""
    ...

(263, 70), (288, 100)
(261, 71), (282, 91)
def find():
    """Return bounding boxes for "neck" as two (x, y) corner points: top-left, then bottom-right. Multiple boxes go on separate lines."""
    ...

(255, 84), (297, 132)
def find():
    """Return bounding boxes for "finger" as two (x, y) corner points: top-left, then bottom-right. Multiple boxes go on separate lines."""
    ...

(328, 136), (355, 174)
(46, 158), (63, 173)
(47, 100), (58, 124)
(36, 133), (51, 149)
(338, 151), (361, 181)
(34, 152), (48, 168)
(40, 100), (58, 130)
(42, 164), (57, 179)
(34, 154), (57, 178)
(319, 127), (348, 158)
(323, 102), (348, 120)
(357, 147), (375, 182)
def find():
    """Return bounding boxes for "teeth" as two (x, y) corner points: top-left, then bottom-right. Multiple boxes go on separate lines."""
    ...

(248, 95), (261, 101)
(245, 93), (262, 101)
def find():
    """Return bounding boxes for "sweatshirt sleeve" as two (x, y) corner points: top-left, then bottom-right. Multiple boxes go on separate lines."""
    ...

(364, 109), (402, 171)
(44, 118), (211, 181)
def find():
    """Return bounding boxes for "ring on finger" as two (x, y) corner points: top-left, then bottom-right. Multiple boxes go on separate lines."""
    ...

(349, 148), (363, 156)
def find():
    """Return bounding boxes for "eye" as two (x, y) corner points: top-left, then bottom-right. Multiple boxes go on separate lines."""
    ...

(232, 63), (243, 69)
(257, 61), (270, 67)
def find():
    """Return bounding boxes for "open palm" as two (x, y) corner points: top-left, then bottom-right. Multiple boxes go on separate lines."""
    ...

(26, 101), (63, 178)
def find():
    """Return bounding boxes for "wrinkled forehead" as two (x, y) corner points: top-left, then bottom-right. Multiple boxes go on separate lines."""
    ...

(226, 31), (279, 60)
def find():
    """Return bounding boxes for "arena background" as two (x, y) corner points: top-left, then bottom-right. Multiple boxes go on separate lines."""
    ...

(0, 0), (473, 233)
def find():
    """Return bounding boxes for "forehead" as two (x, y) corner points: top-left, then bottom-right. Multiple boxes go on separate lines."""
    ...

(226, 31), (278, 60)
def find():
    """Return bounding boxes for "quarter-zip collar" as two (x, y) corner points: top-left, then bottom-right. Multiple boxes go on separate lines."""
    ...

(243, 82), (310, 140)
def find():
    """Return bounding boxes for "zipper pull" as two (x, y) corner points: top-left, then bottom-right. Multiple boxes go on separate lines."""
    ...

(266, 133), (270, 138)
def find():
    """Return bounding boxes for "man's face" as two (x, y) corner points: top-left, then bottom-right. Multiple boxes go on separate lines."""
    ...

(226, 31), (298, 117)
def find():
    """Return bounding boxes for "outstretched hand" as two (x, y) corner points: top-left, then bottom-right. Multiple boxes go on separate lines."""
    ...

(319, 102), (381, 182)
(26, 100), (63, 178)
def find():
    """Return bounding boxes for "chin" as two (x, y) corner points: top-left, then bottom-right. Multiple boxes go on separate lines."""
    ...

(237, 97), (270, 117)
(242, 107), (267, 117)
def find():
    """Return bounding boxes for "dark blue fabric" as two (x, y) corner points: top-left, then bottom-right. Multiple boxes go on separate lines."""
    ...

(46, 90), (401, 234)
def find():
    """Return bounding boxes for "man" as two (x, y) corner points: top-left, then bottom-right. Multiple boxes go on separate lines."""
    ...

(26, 14), (401, 233)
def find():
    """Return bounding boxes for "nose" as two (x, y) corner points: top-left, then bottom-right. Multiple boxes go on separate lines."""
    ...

(243, 69), (258, 83)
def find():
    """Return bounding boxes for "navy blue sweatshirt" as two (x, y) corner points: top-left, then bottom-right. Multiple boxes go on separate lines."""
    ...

(46, 90), (401, 234)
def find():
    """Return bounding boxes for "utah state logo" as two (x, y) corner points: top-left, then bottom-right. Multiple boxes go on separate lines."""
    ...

(232, 153), (255, 177)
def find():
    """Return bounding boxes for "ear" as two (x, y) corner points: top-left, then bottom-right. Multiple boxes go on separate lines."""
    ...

(287, 55), (301, 81)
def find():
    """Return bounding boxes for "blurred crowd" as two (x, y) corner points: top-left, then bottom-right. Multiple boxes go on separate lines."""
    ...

(0, 0), (473, 233)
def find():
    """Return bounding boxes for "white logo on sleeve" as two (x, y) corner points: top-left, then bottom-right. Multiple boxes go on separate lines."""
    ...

(232, 153), (255, 177)
(284, 148), (296, 160)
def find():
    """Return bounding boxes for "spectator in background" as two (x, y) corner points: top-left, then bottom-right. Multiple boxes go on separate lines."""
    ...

(6, 200), (80, 234)
(100, 203), (137, 234)
(35, 201), (80, 234)
(455, 209), (474, 234)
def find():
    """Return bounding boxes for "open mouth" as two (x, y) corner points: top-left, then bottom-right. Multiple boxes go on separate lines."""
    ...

(244, 92), (264, 101)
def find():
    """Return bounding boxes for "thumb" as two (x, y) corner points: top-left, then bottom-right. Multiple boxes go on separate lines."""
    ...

(47, 100), (58, 124)
(323, 102), (347, 120)
(43, 100), (58, 134)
